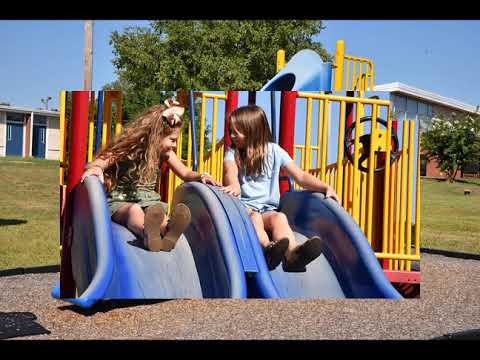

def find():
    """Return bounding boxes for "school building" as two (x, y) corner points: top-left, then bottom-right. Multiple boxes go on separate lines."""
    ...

(0, 105), (60, 160)
(374, 82), (480, 178)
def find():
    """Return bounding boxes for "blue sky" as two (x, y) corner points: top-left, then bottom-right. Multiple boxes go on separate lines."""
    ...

(1, 20), (479, 110)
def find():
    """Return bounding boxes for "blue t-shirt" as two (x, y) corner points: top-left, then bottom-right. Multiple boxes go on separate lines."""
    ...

(224, 142), (294, 212)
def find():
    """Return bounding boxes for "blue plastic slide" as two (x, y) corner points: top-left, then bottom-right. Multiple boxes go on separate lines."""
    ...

(52, 177), (258, 307)
(240, 192), (402, 299)
(261, 49), (333, 92)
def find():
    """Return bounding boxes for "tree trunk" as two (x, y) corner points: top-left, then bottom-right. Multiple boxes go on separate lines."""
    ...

(449, 165), (459, 183)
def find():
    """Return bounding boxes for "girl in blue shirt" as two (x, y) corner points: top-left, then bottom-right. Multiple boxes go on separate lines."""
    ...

(222, 105), (340, 272)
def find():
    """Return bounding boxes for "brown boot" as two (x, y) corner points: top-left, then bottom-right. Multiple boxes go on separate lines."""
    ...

(282, 236), (323, 272)
(143, 204), (167, 252)
(160, 203), (192, 252)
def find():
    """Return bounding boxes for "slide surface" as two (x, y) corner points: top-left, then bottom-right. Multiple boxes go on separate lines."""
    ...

(242, 191), (402, 299)
(52, 178), (253, 308)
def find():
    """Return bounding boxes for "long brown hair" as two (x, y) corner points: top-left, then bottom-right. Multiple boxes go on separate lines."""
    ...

(97, 104), (183, 192)
(229, 105), (272, 177)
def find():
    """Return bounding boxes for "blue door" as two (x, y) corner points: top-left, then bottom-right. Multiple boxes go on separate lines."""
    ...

(32, 125), (46, 158)
(6, 123), (23, 156)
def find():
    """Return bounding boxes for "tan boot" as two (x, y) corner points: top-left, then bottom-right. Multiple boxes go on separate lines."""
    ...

(143, 204), (167, 252)
(160, 203), (192, 252)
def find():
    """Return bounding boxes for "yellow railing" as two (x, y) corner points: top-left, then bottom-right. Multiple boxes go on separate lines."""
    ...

(294, 91), (421, 271)
(165, 92), (227, 210)
(334, 40), (375, 92)
(100, 91), (123, 150)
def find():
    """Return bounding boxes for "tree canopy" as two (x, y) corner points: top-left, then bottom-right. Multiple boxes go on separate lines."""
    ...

(422, 112), (480, 182)
(106, 20), (330, 119)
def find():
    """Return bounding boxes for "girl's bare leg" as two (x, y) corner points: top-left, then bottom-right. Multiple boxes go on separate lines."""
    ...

(261, 211), (298, 263)
(111, 203), (145, 240)
(246, 208), (270, 248)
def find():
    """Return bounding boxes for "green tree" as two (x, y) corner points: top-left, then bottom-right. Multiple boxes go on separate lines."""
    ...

(108, 20), (330, 92)
(422, 112), (480, 182)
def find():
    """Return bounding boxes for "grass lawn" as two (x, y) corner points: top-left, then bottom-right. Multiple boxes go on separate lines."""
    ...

(421, 177), (480, 254)
(0, 156), (59, 269)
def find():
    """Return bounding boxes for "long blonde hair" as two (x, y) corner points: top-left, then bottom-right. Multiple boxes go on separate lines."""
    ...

(229, 105), (272, 177)
(97, 104), (183, 192)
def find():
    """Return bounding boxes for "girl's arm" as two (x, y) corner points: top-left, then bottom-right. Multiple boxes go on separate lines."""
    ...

(283, 162), (340, 202)
(220, 160), (241, 197)
(166, 150), (220, 186)
(81, 155), (112, 183)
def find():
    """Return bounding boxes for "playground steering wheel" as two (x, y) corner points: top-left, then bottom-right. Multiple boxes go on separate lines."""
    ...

(344, 116), (399, 173)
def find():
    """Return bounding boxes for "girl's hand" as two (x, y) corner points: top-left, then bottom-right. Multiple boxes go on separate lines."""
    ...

(219, 185), (240, 198)
(81, 166), (104, 184)
(325, 185), (340, 203)
(200, 173), (221, 186)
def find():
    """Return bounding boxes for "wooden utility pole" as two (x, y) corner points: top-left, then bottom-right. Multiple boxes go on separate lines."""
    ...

(83, 20), (93, 90)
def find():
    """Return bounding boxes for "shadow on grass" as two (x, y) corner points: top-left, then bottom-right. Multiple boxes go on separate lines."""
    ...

(57, 299), (172, 316)
(0, 219), (27, 226)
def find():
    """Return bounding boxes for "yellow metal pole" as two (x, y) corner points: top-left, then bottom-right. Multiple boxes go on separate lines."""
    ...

(374, 253), (421, 261)
(399, 122), (409, 270)
(348, 162), (354, 215)
(360, 172), (367, 234)
(211, 97), (218, 179)
(415, 129), (421, 259)
(345, 60), (350, 91)
(114, 92), (123, 136)
(370, 62), (375, 90)
(277, 50), (285, 72)
(102, 92), (112, 148)
(334, 40), (345, 91)
(352, 103), (362, 224)
(320, 100), (329, 181)
(199, 95), (206, 174)
(304, 97), (313, 172)
(297, 92), (390, 106)
(317, 99), (324, 169)
(87, 91), (95, 162)
(352, 61), (357, 90)
(336, 101), (346, 204)
(300, 147), (305, 175)
(388, 154), (397, 270)
(405, 120), (415, 271)
(382, 114), (393, 262)
(175, 122), (184, 189)
(366, 104), (378, 242)
(59, 90), (67, 186)
(394, 157), (402, 270)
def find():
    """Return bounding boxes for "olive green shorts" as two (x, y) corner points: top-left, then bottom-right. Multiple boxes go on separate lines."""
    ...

(107, 199), (169, 217)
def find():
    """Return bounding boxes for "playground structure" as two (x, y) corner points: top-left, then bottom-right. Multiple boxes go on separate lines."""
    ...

(54, 40), (421, 306)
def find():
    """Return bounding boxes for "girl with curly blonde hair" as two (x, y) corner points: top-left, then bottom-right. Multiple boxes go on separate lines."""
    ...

(81, 99), (219, 252)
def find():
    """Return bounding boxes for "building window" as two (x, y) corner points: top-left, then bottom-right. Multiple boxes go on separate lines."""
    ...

(33, 115), (47, 126)
(418, 101), (428, 115)
(393, 95), (406, 112)
(406, 98), (418, 121)
(6, 112), (24, 123)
